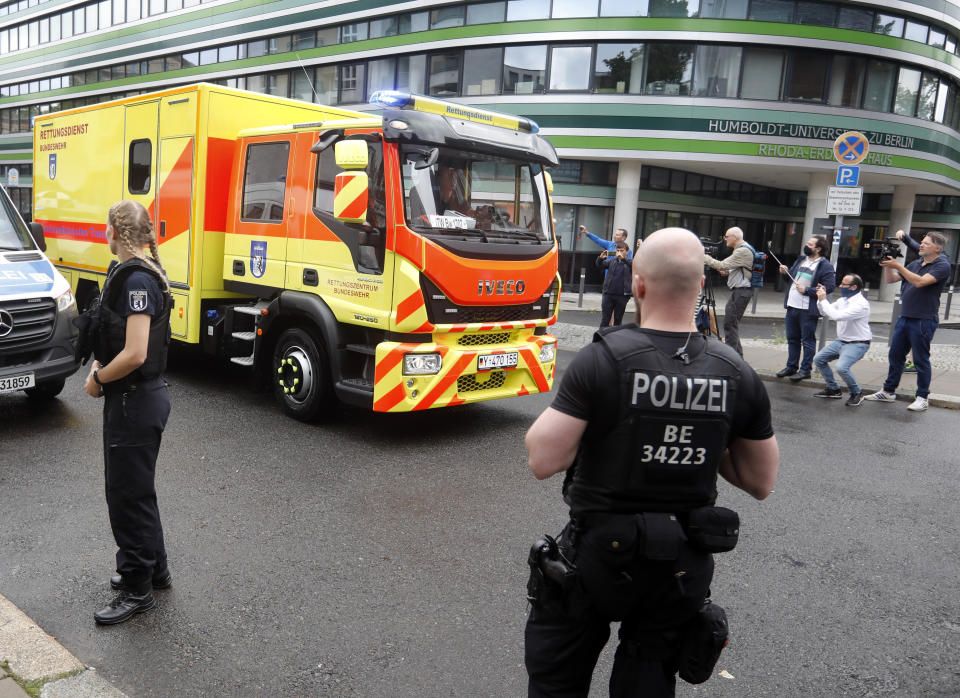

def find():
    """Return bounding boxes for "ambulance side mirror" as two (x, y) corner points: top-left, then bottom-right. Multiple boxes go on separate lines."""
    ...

(334, 140), (368, 170)
(29, 222), (46, 252)
(333, 171), (369, 224)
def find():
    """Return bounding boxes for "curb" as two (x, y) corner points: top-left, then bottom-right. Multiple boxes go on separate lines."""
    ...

(754, 370), (960, 410)
(0, 594), (127, 698)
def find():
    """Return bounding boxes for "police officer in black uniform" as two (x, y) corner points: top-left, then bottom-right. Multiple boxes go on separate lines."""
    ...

(82, 200), (173, 625)
(524, 227), (779, 696)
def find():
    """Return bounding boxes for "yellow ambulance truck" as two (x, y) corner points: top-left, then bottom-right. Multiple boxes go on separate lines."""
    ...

(34, 84), (560, 420)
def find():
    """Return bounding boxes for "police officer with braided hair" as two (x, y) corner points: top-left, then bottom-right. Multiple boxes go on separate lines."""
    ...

(82, 200), (173, 625)
(524, 228), (779, 697)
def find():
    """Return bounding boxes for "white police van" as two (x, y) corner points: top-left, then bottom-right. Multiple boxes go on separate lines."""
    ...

(0, 185), (79, 399)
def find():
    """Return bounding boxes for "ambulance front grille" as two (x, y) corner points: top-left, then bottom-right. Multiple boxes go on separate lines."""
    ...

(457, 332), (510, 347)
(457, 370), (507, 393)
(421, 277), (555, 325)
(0, 298), (56, 350)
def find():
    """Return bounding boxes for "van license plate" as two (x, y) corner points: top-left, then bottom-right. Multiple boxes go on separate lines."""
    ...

(478, 352), (518, 371)
(0, 373), (35, 394)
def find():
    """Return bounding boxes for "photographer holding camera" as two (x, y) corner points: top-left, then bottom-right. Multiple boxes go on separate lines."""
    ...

(865, 230), (951, 411)
(596, 241), (633, 327)
(703, 227), (754, 356)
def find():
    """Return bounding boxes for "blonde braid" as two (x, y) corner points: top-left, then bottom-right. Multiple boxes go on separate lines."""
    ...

(108, 200), (171, 294)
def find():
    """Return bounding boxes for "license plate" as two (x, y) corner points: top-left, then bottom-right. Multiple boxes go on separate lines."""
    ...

(0, 373), (35, 394)
(478, 352), (518, 371)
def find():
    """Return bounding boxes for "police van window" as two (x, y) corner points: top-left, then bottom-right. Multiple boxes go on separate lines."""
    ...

(241, 141), (290, 222)
(128, 139), (151, 194)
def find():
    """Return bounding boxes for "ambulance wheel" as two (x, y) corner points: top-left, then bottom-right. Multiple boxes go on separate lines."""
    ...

(24, 379), (65, 400)
(272, 328), (333, 422)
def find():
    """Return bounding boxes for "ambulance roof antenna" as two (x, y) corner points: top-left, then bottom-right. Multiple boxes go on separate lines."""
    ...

(295, 53), (319, 104)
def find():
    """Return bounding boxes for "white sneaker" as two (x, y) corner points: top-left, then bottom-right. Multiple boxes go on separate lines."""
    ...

(907, 397), (929, 412)
(864, 391), (896, 403)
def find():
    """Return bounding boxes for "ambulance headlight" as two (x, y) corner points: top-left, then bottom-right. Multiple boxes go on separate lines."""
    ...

(56, 289), (76, 312)
(539, 343), (556, 363)
(403, 353), (442, 375)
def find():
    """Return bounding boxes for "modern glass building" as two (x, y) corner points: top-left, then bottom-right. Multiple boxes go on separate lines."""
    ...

(3, 0), (960, 293)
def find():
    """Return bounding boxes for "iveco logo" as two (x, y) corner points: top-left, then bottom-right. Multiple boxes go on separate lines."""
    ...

(0, 310), (13, 338)
(478, 279), (526, 296)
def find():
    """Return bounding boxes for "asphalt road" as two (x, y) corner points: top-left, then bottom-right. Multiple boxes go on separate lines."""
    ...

(1, 349), (958, 697)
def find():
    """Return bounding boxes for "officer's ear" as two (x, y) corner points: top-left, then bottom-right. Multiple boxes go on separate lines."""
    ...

(632, 273), (645, 299)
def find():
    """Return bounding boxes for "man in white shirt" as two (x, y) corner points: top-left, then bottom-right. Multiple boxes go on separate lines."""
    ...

(811, 274), (872, 406)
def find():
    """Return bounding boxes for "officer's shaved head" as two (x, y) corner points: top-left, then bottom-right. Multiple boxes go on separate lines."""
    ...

(631, 227), (704, 327)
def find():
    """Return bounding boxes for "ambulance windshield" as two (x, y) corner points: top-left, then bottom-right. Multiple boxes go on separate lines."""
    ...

(0, 190), (34, 251)
(401, 147), (552, 243)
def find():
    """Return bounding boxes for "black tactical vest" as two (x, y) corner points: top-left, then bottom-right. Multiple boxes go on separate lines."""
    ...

(564, 326), (744, 517)
(94, 258), (172, 379)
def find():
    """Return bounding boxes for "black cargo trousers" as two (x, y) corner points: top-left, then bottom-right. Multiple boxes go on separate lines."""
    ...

(102, 377), (171, 587)
(525, 522), (714, 698)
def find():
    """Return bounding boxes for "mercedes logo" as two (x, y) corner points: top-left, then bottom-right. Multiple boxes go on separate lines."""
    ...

(0, 309), (13, 338)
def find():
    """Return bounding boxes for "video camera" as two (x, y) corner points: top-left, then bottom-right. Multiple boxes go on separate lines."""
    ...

(865, 237), (903, 261)
(699, 236), (722, 257)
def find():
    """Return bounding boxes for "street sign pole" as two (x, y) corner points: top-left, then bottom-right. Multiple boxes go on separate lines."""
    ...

(823, 131), (869, 351)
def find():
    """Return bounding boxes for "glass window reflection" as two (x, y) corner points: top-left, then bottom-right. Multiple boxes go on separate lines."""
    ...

(644, 44), (693, 95)
(552, 0), (597, 17)
(467, 2), (505, 24)
(600, 0), (646, 15)
(649, 0), (698, 18)
(828, 55), (865, 107)
(463, 48), (503, 95)
(894, 67), (921, 116)
(549, 46), (592, 91)
(692, 45), (741, 97)
(507, 0), (549, 21)
(749, 0), (793, 22)
(503, 45), (546, 94)
(741, 48), (784, 100)
(863, 60), (896, 112)
(875, 14), (903, 37)
(699, 0), (746, 19)
(595, 43), (644, 94)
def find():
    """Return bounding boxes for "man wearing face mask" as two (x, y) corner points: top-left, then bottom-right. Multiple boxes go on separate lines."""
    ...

(776, 236), (836, 382)
(811, 274), (872, 406)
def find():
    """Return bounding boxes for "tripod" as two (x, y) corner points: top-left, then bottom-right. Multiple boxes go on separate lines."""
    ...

(697, 264), (723, 341)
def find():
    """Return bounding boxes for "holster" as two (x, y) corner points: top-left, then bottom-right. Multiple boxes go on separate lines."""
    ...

(526, 534), (588, 618)
(72, 297), (100, 365)
(678, 599), (729, 684)
(686, 506), (739, 554)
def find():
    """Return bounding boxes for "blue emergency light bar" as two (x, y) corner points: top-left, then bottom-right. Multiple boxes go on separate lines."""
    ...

(369, 90), (540, 134)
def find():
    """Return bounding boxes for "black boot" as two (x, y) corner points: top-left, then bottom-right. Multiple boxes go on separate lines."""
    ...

(110, 568), (172, 591)
(94, 581), (156, 625)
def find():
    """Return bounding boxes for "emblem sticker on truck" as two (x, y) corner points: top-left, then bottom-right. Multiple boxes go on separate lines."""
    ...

(48, 154), (56, 180)
(250, 241), (267, 278)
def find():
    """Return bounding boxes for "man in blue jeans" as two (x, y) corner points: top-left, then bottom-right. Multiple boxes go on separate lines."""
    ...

(776, 235), (836, 382)
(811, 274), (872, 406)
(865, 230), (951, 412)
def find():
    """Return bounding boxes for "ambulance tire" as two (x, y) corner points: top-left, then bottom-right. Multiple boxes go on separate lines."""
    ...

(272, 327), (334, 422)
(24, 379), (66, 400)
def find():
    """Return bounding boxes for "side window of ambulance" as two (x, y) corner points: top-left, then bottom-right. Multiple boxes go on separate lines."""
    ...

(313, 148), (338, 213)
(241, 142), (290, 223)
(128, 139), (151, 194)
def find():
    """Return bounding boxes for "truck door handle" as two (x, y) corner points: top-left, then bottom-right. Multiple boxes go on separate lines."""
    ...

(160, 220), (166, 238)
(303, 269), (318, 286)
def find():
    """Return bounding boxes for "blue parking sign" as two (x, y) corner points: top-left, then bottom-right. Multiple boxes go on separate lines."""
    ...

(836, 165), (859, 187)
